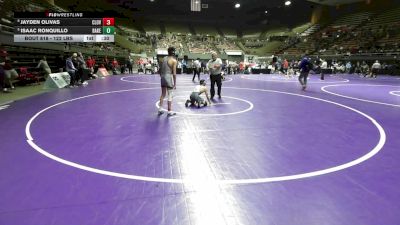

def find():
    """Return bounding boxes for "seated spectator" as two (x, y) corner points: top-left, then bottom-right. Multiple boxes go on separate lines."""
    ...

(345, 61), (352, 73)
(361, 61), (370, 77)
(86, 56), (95, 75)
(112, 58), (119, 69)
(111, 58), (119, 74)
(354, 61), (362, 75)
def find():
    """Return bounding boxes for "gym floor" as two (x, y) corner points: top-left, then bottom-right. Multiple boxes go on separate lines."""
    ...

(1, 73), (399, 225)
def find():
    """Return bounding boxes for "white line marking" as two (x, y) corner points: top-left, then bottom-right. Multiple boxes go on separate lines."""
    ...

(121, 75), (233, 85)
(241, 76), (350, 84)
(389, 91), (400, 97)
(321, 84), (400, 107)
(0, 105), (10, 110)
(26, 87), (386, 184)
(241, 75), (350, 84)
(156, 95), (253, 116)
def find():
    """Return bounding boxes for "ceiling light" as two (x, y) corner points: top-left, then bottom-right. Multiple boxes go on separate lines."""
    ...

(235, 3), (240, 8)
(195, 0), (199, 3)
(285, 0), (291, 6)
(265, 10), (268, 13)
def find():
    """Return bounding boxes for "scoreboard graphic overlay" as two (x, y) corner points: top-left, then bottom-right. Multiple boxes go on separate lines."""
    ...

(14, 12), (115, 42)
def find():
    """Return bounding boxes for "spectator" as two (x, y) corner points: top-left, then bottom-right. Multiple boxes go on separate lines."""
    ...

(127, 55), (133, 74)
(192, 58), (201, 82)
(112, 58), (119, 70)
(0, 59), (9, 93)
(371, 60), (381, 78)
(361, 61), (370, 77)
(320, 59), (328, 80)
(91, 56), (98, 74)
(354, 61), (362, 75)
(3, 57), (19, 90)
(86, 56), (95, 75)
(103, 56), (110, 70)
(66, 53), (78, 87)
(112, 58), (120, 75)
(55, 54), (64, 72)
(282, 59), (289, 74)
(345, 61), (352, 74)
(36, 56), (51, 79)
(77, 52), (88, 85)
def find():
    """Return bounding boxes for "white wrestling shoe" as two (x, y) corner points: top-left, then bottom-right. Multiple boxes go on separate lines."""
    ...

(158, 107), (164, 115)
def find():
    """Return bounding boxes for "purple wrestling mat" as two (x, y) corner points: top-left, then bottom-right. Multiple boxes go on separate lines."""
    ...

(0, 73), (399, 225)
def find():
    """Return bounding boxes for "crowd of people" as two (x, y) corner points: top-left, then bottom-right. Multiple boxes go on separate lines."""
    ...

(119, 25), (400, 57)
(324, 23), (400, 55)
(262, 56), (400, 79)
(0, 45), (133, 93)
(117, 19), (400, 58)
(282, 20), (400, 56)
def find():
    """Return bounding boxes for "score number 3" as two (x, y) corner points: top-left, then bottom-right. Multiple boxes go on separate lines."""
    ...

(102, 18), (114, 26)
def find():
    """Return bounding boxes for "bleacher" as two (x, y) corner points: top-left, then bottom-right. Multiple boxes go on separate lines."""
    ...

(194, 26), (219, 36)
(330, 11), (372, 28)
(156, 34), (186, 50)
(143, 23), (162, 34)
(118, 26), (140, 36)
(165, 23), (190, 35)
(293, 23), (315, 36)
(364, 7), (400, 30)
(323, 7), (400, 55)
(376, 33), (400, 52)
(215, 37), (240, 53)
(220, 28), (237, 38)
(282, 10), (374, 56)
(242, 31), (262, 39)
(187, 36), (215, 54)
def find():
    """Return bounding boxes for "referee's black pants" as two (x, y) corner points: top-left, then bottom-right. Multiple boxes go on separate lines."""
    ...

(192, 68), (200, 81)
(210, 74), (222, 98)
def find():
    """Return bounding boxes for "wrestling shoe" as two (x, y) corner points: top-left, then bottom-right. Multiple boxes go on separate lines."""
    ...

(158, 107), (164, 115)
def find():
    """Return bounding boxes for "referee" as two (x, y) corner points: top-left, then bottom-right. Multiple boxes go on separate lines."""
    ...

(207, 52), (223, 99)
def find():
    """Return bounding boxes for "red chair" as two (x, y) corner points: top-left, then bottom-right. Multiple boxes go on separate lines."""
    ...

(18, 67), (40, 85)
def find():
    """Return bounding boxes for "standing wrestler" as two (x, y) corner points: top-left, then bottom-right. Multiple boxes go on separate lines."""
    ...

(158, 47), (177, 116)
